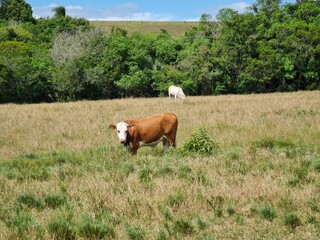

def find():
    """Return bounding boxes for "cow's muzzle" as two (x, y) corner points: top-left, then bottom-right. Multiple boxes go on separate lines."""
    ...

(120, 139), (126, 144)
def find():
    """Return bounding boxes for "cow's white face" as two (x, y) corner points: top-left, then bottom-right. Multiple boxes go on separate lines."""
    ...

(178, 93), (186, 99)
(114, 122), (129, 144)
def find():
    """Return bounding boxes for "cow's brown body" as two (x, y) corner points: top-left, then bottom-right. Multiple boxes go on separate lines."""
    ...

(109, 112), (178, 155)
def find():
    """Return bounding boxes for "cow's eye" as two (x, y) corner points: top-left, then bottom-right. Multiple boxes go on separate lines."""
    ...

(117, 131), (120, 133)
(125, 130), (128, 133)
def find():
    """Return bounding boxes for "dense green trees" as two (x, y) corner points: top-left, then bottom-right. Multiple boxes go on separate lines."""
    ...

(0, 0), (319, 103)
(0, 0), (34, 22)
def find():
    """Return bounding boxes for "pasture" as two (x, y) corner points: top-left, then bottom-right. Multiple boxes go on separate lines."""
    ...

(90, 21), (198, 38)
(0, 91), (320, 239)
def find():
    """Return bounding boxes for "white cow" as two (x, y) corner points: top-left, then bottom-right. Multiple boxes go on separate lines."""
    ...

(168, 85), (185, 99)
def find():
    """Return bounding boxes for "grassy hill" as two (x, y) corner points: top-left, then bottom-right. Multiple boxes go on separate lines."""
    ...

(1, 92), (320, 239)
(90, 21), (198, 38)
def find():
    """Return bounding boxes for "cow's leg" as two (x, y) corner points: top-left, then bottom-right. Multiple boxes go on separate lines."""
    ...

(168, 138), (176, 148)
(165, 134), (176, 148)
(130, 144), (139, 155)
(162, 137), (170, 150)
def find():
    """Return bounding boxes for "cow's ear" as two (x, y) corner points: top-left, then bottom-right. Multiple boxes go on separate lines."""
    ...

(109, 124), (116, 130)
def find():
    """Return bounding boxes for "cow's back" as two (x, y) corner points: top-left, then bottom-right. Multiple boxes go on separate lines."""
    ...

(168, 85), (178, 94)
(159, 112), (178, 134)
(126, 113), (178, 143)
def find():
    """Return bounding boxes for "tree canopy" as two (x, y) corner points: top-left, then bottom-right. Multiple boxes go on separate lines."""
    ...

(0, 0), (34, 22)
(0, 0), (319, 103)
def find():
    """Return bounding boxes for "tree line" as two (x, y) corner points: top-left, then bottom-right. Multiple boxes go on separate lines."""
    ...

(0, 0), (319, 103)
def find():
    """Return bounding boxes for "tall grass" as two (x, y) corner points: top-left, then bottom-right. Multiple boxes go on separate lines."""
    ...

(0, 91), (320, 239)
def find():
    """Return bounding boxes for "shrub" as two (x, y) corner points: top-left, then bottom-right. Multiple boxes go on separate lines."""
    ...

(121, 162), (135, 176)
(287, 177), (299, 187)
(160, 206), (173, 221)
(226, 204), (236, 215)
(75, 216), (116, 239)
(139, 164), (153, 183)
(283, 212), (301, 229)
(182, 128), (218, 155)
(253, 137), (295, 149)
(44, 194), (67, 209)
(3, 212), (35, 239)
(253, 138), (275, 149)
(173, 218), (194, 235)
(291, 165), (309, 181)
(259, 205), (276, 221)
(166, 190), (186, 208)
(177, 165), (192, 180)
(215, 208), (223, 217)
(313, 160), (320, 172)
(197, 217), (207, 230)
(156, 227), (169, 240)
(158, 165), (174, 176)
(47, 213), (75, 240)
(126, 225), (146, 240)
(16, 194), (44, 210)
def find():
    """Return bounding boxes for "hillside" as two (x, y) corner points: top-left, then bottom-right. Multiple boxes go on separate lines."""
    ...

(0, 92), (320, 239)
(90, 21), (198, 38)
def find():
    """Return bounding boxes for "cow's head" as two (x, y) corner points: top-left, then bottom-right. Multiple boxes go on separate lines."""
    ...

(177, 89), (186, 99)
(109, 122), (131, 144)
(178, 93), (186, 99)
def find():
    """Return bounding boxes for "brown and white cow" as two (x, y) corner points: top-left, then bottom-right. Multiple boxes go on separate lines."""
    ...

(109, 112), (178, 155)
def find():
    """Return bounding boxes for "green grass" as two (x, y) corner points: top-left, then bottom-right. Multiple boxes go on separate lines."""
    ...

(1, 143), (320, 239)
(1, 141), (320, 239)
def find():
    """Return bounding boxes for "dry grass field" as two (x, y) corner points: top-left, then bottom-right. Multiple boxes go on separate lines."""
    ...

(90, 21), (198, 38)
(0, 91), (320, 239)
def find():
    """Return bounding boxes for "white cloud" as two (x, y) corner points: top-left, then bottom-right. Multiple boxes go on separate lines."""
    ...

(229, 2), (251, 13)
(185, 17), (201, 22)
(32, 4), (84, 18)
(32, 5), (55, 18)
(65, 5), (83, 11)
(198, 1), (251, 21)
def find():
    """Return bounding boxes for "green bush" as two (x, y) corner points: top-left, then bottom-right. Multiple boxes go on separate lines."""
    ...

(166, 190), (186, 208)
(182, 128), (218, 155)
(226, 204), (236, 215)
(156, 227), (169, 240)
(177, 165), (192, 179)
(197, 217), (207, 230)
(287, 177), (299, 187)
(126, 225), (146, 240)
(173, 218), (194, 235)
(3, 212), (36, 239)
(160, 206), (173, 221)
(75, 216), (116, 239)
(139, 164), (153, 183)
(215, 208), (223, 217)
(44, 194), (67, 209)
(253, 137), (295, 149)
(47, 213), (75, 240)
(313, 160), (320, 172)
(259, 205), (276, 221)
(16, 194), (44, 210)
(283, 212), (301, 229)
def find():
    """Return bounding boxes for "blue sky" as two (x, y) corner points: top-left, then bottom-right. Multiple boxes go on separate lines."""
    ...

(27, 0), (296, 21)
